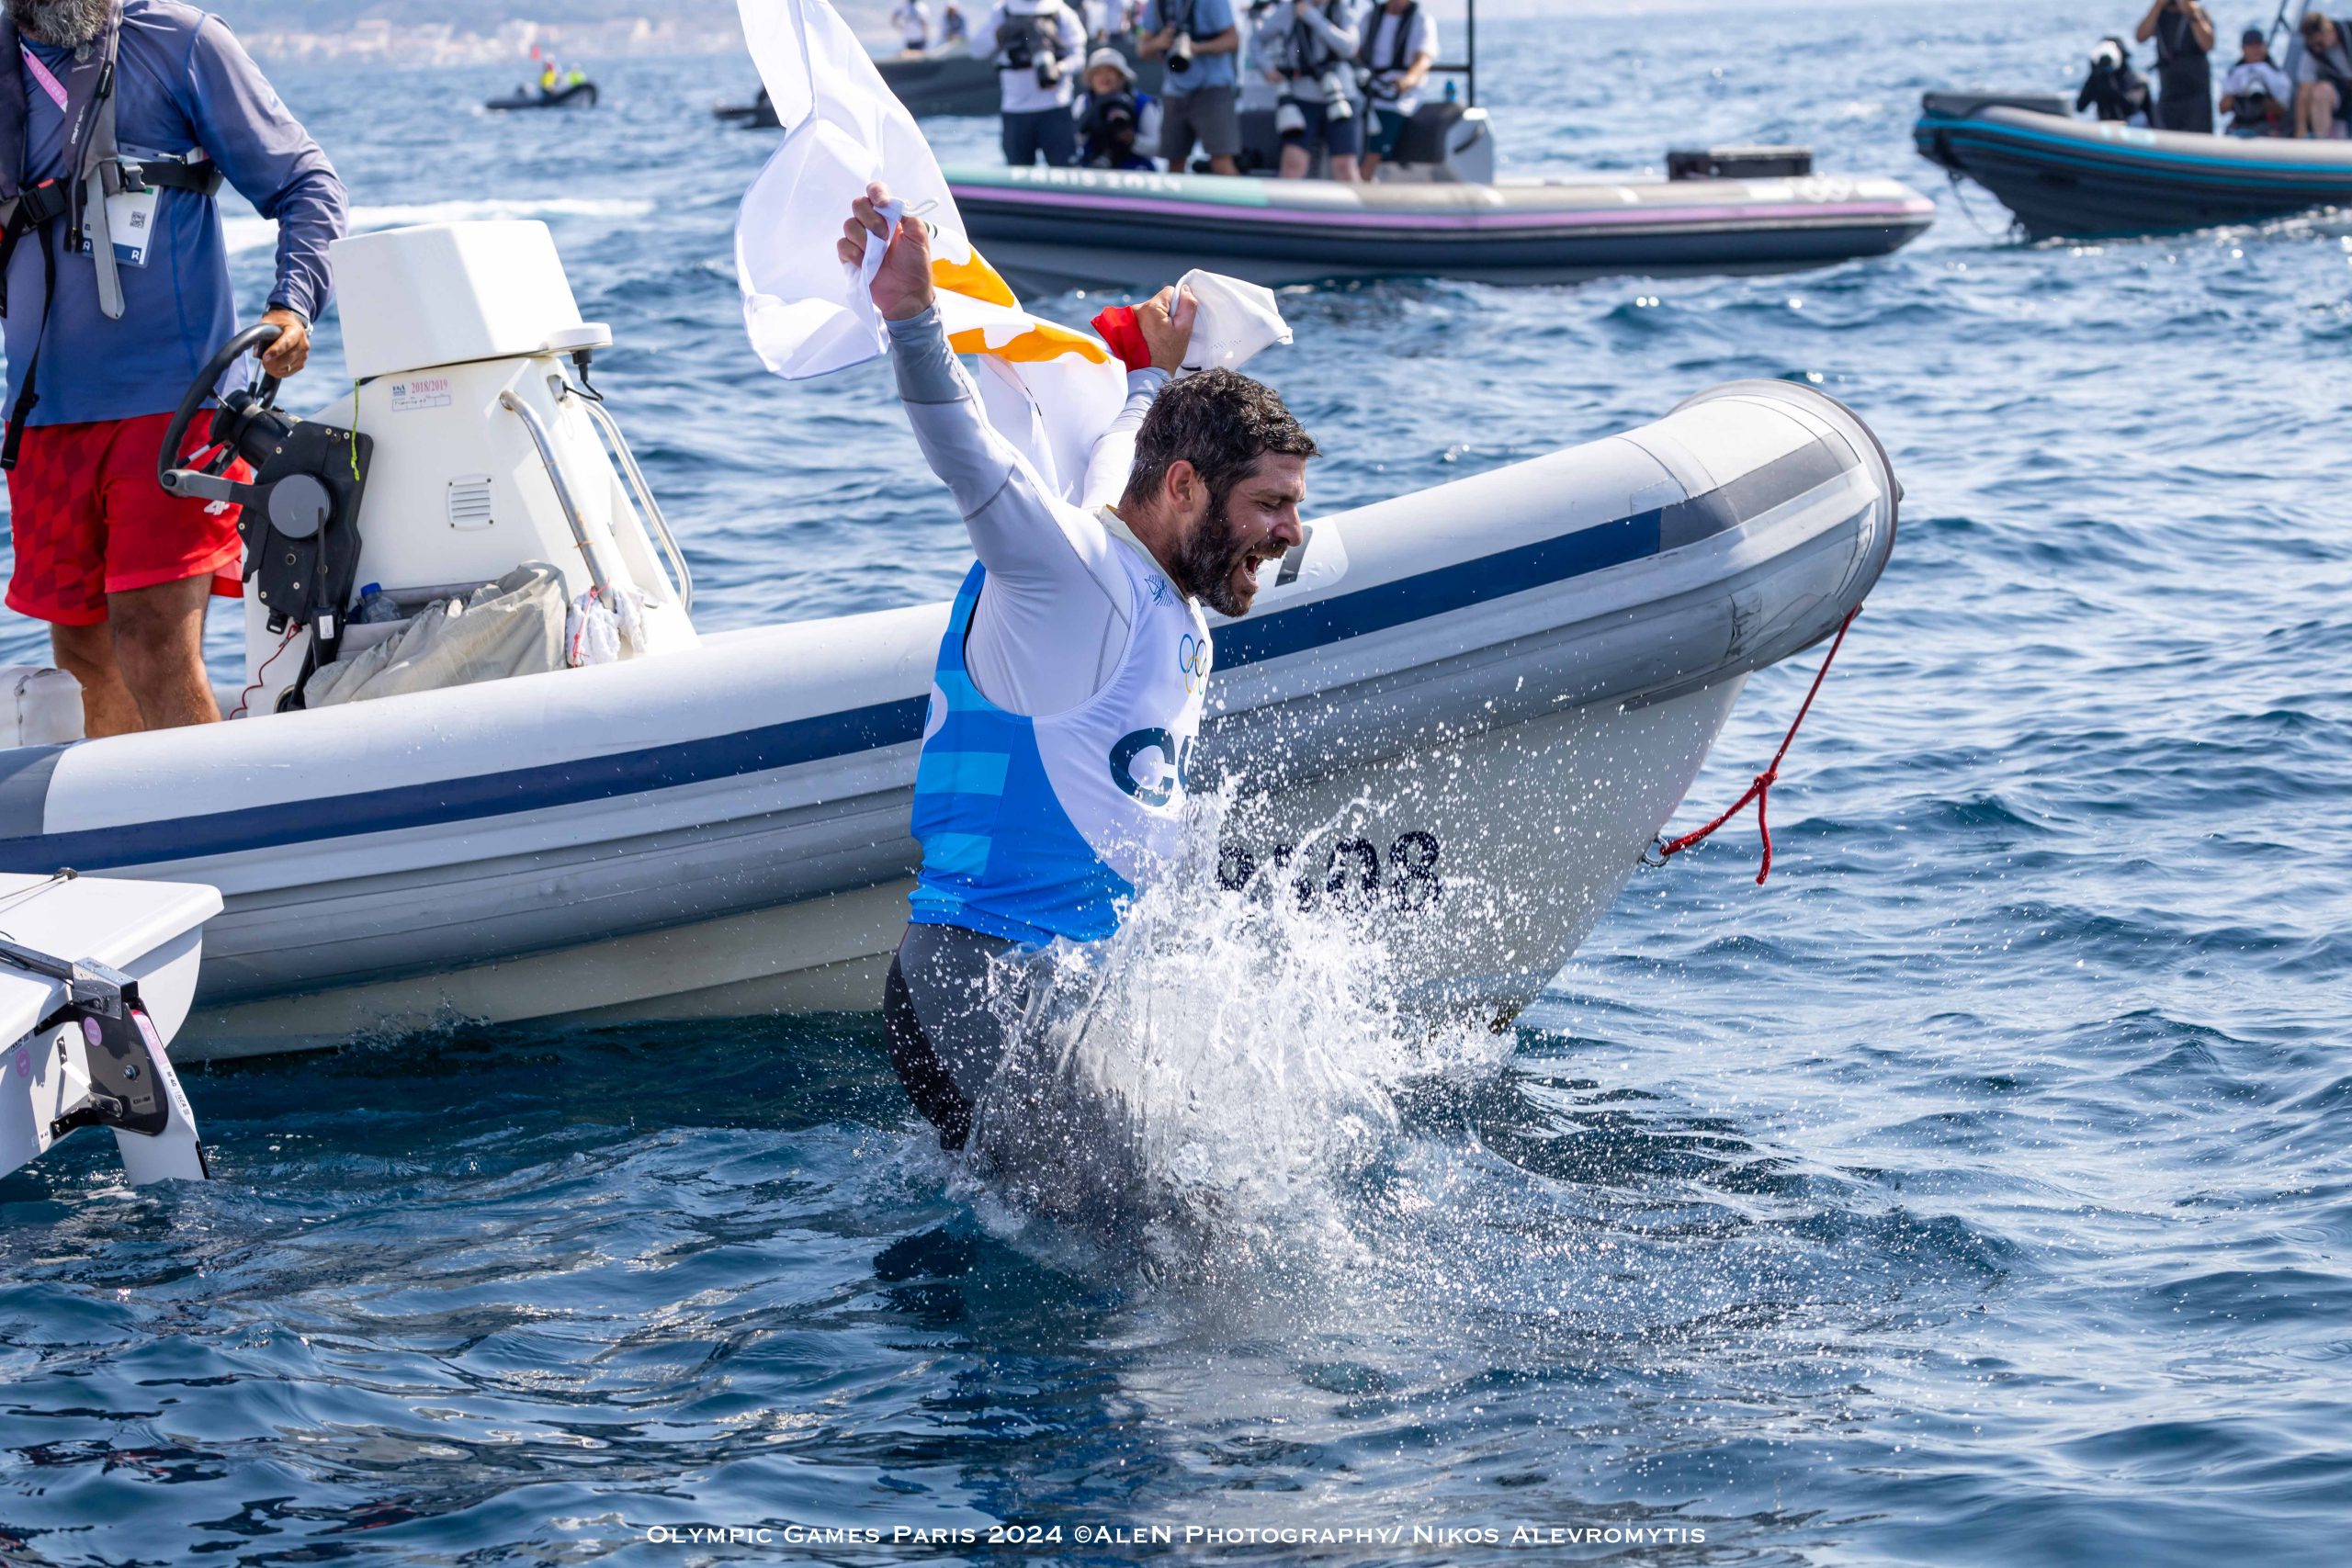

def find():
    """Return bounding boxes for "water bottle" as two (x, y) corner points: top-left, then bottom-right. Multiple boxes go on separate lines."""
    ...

(1443, 78), (1457, 104)
(353, 583), (403, 625)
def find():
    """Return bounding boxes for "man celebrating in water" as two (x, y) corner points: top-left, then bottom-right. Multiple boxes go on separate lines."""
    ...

(836, 183), (1317, 1151)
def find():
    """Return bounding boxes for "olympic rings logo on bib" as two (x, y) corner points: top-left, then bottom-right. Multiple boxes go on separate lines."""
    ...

(1177, 634), (1210, 694)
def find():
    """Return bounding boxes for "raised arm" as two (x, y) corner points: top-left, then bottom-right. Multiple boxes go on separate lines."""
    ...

(1298, 2), (1361, 60)
(1080, 365), (1171, 509)
(842, 187), (1195, 587)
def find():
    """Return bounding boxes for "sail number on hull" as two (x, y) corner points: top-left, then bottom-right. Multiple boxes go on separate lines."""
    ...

(1217, 832), (1443, 913)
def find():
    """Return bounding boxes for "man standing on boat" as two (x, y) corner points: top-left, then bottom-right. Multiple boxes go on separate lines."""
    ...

(1355, 0), (1436, 180)
(978, 0), (1086, 166)
(893, 0), (933, 54)
(2133, 0), (2214, 132)
(1139, 0), (1244, 175)
(835, 182), (1317, 1151)
(2, 0), (345, 737)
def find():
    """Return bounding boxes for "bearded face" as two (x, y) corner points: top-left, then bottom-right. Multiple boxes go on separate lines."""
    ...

(1170, 488), (1260, 619)
(8, 0), (111, 50)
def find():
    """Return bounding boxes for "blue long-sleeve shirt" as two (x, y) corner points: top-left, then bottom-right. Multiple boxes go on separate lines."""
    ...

(6, 2), (346, 426)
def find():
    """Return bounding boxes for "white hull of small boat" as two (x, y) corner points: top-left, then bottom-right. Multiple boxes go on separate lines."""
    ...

(0, 374), (1895, 1059)
(0, 872), (219, 1181)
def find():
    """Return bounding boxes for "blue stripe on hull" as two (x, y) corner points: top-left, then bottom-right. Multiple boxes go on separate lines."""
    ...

(0, 440), (1851, 874)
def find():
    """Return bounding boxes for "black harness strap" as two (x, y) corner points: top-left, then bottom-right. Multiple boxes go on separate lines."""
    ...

(2313, 24), (2352, 101)
(0, 208), (56, 470)
(4, 24), (120, 466)
(1358, 1), (1420, 73)
(1286, 0), (1348, 76)
(103, 154), (223, 198)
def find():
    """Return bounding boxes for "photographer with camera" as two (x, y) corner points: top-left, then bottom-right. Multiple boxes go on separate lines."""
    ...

(1140, 0), (1244, 175)
(2077, 35), (2152, 122)
(1354, 0), (1437, 179)
(1264, 0), (1363, 180)
(2132, 0), (2214, 132)
(1076, 48), (1158, 168)
(2219, 26), (2290, 136)
(977, 0), (1088, 165)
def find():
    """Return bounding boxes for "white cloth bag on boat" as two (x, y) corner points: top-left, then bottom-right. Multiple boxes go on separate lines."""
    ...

(732, 0), (1126, 502)
(303, 564), (566, 708)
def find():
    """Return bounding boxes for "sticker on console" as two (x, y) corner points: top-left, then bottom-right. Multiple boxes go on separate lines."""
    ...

(388, 376), (453, 412)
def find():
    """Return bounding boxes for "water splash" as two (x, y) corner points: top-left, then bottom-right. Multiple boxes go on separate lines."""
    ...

(954, 791), (1515, 1292)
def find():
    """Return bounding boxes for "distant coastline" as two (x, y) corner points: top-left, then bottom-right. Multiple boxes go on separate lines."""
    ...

(218, 0), (1926, 70)
(232, 16), (745, 67)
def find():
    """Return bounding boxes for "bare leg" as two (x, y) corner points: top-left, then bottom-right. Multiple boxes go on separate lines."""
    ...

(49, 622), (143, 739)
(1329, 152), (1362, 182)
(2298, 82), (2335, 138)
(1208, 154), (1239, 175)
(107, 575), (220, 730)
(1278, 142), (1311, 178)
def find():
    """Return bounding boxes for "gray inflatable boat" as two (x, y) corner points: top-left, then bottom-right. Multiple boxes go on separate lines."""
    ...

(947, 121), (1935, 291)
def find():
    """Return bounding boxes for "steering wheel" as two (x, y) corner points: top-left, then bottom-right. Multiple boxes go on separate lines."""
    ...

(155, 322), (332, 541)
(154, 321), (284, 505)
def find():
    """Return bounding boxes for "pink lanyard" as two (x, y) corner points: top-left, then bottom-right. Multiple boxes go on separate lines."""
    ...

(19, 42), (69, 113)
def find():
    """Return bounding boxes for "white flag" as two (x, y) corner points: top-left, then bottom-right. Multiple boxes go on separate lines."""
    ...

(732, 0), (1125, 499)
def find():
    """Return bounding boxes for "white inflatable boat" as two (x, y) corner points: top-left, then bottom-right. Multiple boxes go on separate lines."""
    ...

(0, 220), (1897, 1060)
(0, 871), (218, 1183)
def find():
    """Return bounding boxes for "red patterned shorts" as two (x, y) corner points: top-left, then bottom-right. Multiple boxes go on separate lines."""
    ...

(5, 412), (246, 628)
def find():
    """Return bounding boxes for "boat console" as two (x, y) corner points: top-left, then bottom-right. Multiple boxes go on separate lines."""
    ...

(189, 222), (698, 722)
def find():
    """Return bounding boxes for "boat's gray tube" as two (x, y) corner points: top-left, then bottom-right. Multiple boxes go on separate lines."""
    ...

(0, 378), (1896, 1048)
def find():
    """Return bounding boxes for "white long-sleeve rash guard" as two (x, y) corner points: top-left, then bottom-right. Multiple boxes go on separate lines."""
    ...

(888, 305), (1173, 717)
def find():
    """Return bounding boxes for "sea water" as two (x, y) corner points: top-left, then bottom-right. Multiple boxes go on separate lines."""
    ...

(2, 3), (2348, 1563)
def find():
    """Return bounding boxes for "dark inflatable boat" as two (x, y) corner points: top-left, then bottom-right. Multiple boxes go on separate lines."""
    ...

(487, 80), (600, 111)
(947, 128), (1935, 291)
(1915, 90), (2352, 238)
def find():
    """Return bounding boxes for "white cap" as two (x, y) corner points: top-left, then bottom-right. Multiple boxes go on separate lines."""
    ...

(1084, 47), (1136, 85)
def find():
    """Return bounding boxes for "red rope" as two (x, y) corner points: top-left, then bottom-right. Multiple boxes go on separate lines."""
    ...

(1649, 605), (1860, 886)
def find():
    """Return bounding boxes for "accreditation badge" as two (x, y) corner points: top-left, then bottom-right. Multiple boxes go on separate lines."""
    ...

(89, 186), (161, 267)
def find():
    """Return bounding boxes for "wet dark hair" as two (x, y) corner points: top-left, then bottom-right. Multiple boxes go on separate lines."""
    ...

(1121, 369), (1317, 513)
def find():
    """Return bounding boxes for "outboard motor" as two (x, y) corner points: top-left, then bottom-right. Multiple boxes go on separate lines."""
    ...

(157, 322), (374, 686)
(1377, 102), (1496, 184)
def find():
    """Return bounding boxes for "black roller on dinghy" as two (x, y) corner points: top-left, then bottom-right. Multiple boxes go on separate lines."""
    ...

(487, 80), (599, 111)
(714, 88), (780, 128)
(1915, 89), (2352, 239)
